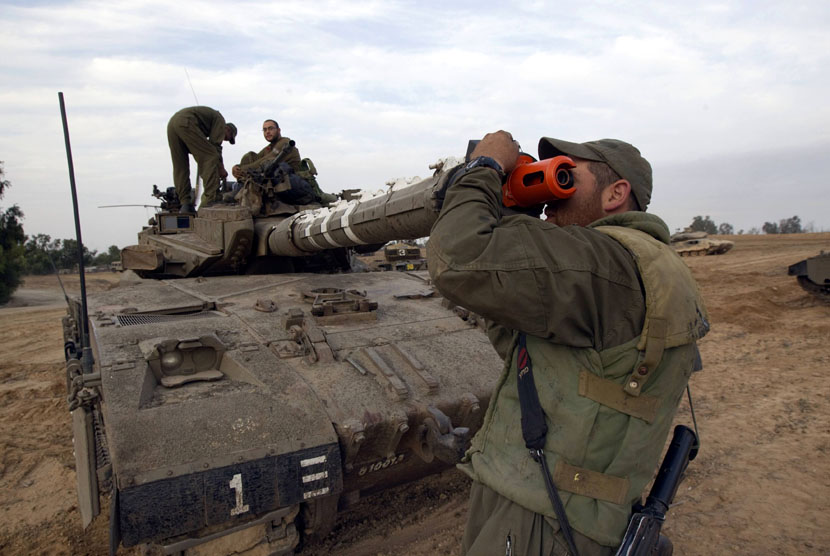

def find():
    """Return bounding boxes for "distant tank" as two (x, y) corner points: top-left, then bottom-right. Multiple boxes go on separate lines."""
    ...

(788, 251), (830, 300)
(61, 157), (504, 554)
(670, 230), (734, 256)
(354, 240), (428, 272)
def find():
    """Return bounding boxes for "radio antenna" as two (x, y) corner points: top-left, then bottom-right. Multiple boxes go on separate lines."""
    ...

(184, 67), (200, 105)
(98, 204), (160, 208)
(183, 68), (203, 204)
(58, 91), (94, 374)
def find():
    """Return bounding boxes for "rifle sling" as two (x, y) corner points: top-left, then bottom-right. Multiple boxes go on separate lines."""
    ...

(516, 333), (581, 556)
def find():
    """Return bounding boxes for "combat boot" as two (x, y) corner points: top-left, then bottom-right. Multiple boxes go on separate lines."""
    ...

(180, 203), (195, 215)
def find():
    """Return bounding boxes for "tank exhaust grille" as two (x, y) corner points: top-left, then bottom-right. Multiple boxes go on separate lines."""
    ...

(115, 312), (218, 327)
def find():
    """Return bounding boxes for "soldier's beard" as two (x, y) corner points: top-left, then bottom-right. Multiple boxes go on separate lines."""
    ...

(544, 190), (604, 228)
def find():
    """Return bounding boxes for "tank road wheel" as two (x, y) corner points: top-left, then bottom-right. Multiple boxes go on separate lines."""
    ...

(298, 494), (339, 542)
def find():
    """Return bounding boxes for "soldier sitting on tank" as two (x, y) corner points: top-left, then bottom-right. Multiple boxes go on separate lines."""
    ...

(227, 119), (335, 213)
(231, 119), (301, 178)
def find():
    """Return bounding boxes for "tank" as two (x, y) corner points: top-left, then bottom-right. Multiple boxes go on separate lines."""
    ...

(61, 157), (503, 554)
(353, 241), (428, 272)
(670, 230), (734, 256)
(788, 251), (830, 300)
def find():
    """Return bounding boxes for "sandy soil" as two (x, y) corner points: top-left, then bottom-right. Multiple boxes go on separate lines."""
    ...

(0, 235), (828, 555)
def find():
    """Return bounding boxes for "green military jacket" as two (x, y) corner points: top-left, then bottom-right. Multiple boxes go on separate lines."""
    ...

(427, 168), (709, 547)
(238, 136), (301, 173)
(171, 106), (227, 155)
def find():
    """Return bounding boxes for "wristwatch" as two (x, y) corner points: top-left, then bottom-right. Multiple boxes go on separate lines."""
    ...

(464, 156), (505, 177)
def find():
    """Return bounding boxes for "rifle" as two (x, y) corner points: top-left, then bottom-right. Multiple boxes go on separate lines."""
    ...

(261, 140), (297, 178)
(243, 140), (318, 207)
(615, 425), (699, 556)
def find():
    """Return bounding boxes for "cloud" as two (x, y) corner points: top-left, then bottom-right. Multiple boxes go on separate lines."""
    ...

(654, 141), (830, 233)
(1, 0), (828, 250)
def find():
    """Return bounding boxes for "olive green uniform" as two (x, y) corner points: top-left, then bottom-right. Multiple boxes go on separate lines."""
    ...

(237, 136), (301, 173)
(427, 168), (708, 555)
(167, 106), (228, 204)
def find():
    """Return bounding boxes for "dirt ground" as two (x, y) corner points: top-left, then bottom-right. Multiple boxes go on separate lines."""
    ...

(0, 234), (828, 555)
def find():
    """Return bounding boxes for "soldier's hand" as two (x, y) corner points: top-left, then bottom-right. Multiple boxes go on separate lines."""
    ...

(219, 166), (229, 179)
(231, 165), (242, 179)
(471, 131), (520, 173)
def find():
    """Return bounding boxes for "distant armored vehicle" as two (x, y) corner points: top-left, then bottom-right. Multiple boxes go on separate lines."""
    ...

(354, 241), (427, 272)
(62, 158), (504, 555)
(670, 230), (734, 256)
(788, 251), (830, 300)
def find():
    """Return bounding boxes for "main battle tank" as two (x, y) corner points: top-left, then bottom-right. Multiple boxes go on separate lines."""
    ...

(670, 230), (734, 256)
(354, 241), (428, 272)
(62, 158), (504, 554)
(788, 251), (830, 301)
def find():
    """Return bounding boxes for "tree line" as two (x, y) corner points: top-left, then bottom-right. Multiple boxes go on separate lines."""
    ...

(23, 234), (121, 275)
(0, 162), (24, 303)
(1, 161), (121, 303)
(687, 215), (813, 235)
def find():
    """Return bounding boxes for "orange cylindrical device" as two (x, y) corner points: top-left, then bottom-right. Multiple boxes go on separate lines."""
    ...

(502, 155), (577, 207)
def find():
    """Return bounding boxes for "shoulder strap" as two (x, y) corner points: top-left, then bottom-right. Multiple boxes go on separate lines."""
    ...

(516, 333), (581, 556)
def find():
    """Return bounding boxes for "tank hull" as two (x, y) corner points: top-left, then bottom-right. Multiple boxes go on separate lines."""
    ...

(788, 252), (830, 300)
(64, 270), (501, 552)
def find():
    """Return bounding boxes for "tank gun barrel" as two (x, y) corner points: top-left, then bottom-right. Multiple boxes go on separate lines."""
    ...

(267, 174), (443, 257)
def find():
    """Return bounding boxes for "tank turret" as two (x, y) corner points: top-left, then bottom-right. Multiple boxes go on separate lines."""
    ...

(121, 160), (455, 278)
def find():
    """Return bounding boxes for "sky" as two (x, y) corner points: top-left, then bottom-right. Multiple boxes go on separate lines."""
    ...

(1, 0), (829, 252)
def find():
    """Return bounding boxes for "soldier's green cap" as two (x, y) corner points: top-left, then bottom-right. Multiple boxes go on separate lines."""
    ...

(538, 137), (652, 210)
(227, 122), (237, 144)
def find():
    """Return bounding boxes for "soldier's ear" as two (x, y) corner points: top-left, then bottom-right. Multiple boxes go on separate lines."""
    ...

(602, 180), (631, 213)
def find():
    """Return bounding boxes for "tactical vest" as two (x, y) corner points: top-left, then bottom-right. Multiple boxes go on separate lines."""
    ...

(459, 224), (709, 547)
(297, 158), (338, 205)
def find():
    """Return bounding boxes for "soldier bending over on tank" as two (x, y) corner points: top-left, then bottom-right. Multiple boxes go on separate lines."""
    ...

(427, 131), (709, 555)
(166, 106), (237, 214)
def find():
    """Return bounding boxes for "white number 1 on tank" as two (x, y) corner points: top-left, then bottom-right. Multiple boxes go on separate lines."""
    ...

(229, 473), (250, 516)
